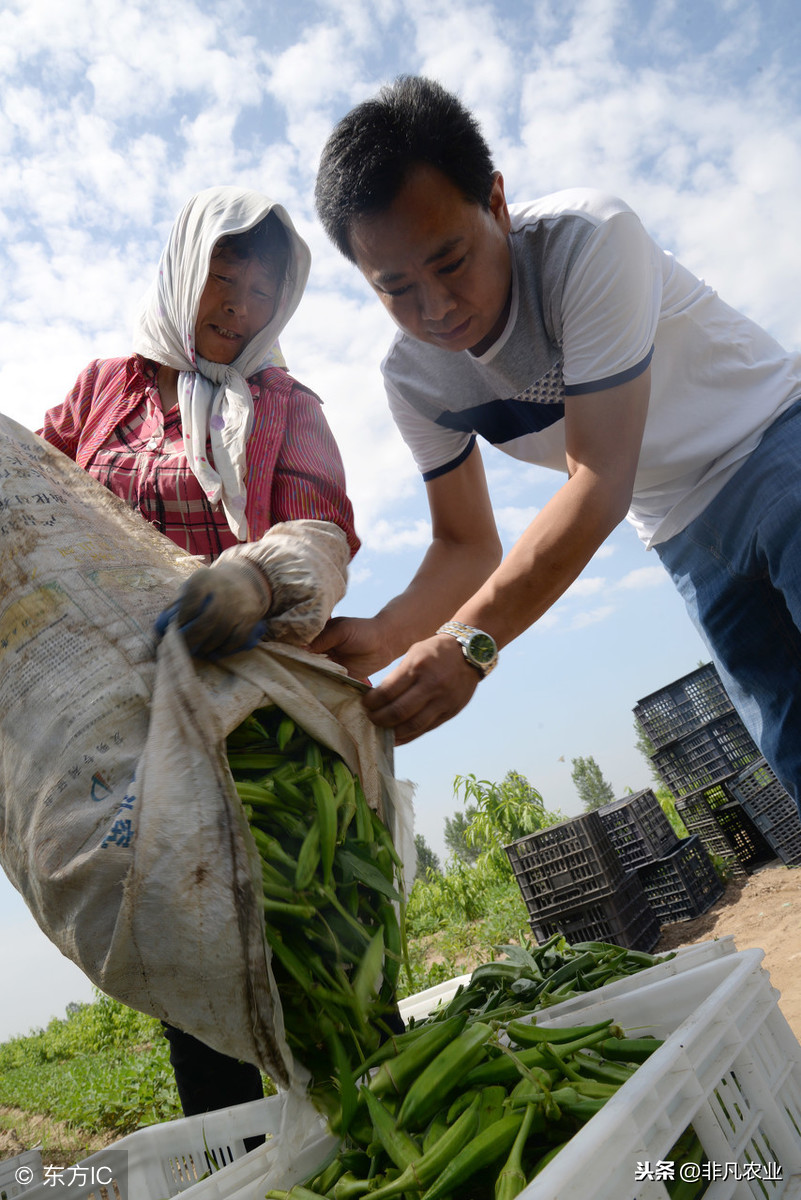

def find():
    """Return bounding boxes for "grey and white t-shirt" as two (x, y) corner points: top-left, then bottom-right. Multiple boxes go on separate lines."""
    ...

(383, 188), (801, 546)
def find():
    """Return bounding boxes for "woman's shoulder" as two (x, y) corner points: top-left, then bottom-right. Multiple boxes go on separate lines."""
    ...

(76, 354), (155, 390)
(250, 364), (323, 405)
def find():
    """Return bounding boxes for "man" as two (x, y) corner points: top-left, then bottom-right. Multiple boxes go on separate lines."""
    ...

(312, 75), (801, 809)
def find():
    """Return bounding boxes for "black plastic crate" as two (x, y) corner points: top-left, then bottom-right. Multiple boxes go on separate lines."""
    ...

(764, 823), (801, 868)
(713, 801), (775, 871)
(634, 662), (734, 751)
(505, 812), (626, 918)
(530, 873), (660, 952)
(651, 711), (760, 796)
(730, 758), (796, 825)
(729, 760), (801, 865)
(686, 775), (737, 812)
(597, 789), (680, 871)
(634, 835), (723, 923)
(674, 792), (748, 879)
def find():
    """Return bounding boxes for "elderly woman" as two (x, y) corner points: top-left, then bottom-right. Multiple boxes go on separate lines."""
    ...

(38, 186), (360, 1117)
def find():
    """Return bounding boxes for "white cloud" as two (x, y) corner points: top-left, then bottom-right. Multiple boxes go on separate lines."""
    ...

(616, 566), (669, 591)
(363, 517), (432, 552)
(570, 604), (615, 629)
(494, 504), (539, 541)
(566, 575), (606, 598)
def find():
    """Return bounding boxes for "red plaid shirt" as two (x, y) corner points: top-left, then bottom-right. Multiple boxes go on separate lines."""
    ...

(40, 356), (360, 561)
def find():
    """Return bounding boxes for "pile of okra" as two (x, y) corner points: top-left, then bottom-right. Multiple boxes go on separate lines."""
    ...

(227, 705), (406, 1118)
(265, 1004), (705, 1200)
(229, 708), (706, 1197)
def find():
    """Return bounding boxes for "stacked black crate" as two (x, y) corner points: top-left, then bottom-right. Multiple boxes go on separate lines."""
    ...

(504, 811), (660, 951)
(633, 663), (775, 875)
(729, 759), (801, 866)
(597, 788), (723, 923)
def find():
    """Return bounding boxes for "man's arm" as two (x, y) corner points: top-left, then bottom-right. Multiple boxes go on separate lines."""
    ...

(309, 442), (503, 678)
(363, 368), (651, 742)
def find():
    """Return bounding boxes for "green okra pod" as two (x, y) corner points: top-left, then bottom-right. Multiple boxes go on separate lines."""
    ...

(364, 1092), (482, 1200)
(331, 1172), (373, 1200)
(360, 1087), (421, 1171)
(599, 1035), (664, 1063)
(572, 1050), (637, 1085)
(368, 1012), (469, 1098)
(418, 1110), (525, 1200)
(396, 1021), (494, 1130)
(477, 1084), (507, 1133)
(494, 1102), (538, 1200)
(464, 1043), (549, 1087)
(422, 1111), (450, 1153)
(294, 821), (321, 890)
(310, 772), (338, 887)
(352, 928), (385, 1020)
(506, 1016), (617, 1047)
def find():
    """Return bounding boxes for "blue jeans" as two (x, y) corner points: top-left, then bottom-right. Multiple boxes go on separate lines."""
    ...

(656, 398), (801, 813)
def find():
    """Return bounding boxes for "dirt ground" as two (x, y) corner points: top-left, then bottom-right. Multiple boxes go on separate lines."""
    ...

(653, 858), (801, 1040)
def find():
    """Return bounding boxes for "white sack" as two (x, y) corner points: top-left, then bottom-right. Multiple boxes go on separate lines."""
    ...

(0, 416), (414, 1086)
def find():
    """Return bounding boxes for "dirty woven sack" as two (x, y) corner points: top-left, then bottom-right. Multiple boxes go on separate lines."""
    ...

(0, 415), (414, 1090)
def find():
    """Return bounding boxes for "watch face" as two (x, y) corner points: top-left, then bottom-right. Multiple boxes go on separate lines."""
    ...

(467, 632), (497, 665)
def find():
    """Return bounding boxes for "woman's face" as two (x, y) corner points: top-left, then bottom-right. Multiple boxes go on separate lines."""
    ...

(194, 246), (281, 364)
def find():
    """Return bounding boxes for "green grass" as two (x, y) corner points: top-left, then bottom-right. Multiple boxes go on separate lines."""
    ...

(400, 869), (530, 995)
(0, 1041), (182, 1133)
(0, 997), (183, 1135)
(0, 862), (530, 1139)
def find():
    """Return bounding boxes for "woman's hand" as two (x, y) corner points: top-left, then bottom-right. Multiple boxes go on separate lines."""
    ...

(155, 561), (272, 658)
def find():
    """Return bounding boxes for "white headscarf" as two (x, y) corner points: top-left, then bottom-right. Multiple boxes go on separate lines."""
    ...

(132, 187), (312, 540)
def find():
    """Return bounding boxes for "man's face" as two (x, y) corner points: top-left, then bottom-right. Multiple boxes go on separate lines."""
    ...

(349, 164), (512, 355)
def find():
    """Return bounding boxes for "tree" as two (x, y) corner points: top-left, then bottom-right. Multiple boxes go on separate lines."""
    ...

(451, 769), (563, 873)
(632, 717), (664, 785)
(444, 806), (482, 864)
(571, 755), (615, 811)
(414, 833), (441, 878)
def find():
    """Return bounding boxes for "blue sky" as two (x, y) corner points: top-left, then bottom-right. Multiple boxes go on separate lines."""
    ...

(2, 0), (801, 1040)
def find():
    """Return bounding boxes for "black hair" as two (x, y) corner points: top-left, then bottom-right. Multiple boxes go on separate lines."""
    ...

(314, 76), (496, 262)
(214, 211), (291, 285)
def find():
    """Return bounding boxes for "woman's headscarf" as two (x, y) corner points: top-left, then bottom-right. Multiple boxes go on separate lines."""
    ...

(132, 187), (312, 540)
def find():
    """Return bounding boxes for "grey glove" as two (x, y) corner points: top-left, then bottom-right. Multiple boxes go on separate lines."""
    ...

(220, 520), (350, 647)
(155, 520), (350, 659)
(155, 560), (272, 658)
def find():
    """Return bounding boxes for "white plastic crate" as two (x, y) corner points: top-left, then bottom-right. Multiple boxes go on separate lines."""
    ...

(182, 944), (800, 1200)
(285, 947), (799, 1200)
(15, 1094), (336, 1200)
(397, 936), (737, 1022)
(518, 948), (801, 1199)
(0, 1149), (43, 1199)
(9, 937), (755, 1200)
(397, 971), (472, 1022)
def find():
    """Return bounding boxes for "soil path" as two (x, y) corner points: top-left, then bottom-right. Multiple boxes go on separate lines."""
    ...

(654, 860), (801, 1039)
(0, 1106), (114, 1168)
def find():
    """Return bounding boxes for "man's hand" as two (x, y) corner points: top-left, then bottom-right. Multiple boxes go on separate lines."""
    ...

(155, 561), (272, 658)
(362, 634), (481, 744)
(308, 616), (394, 679)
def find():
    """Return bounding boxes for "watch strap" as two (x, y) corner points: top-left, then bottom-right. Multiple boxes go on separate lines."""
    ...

(436, 620), (498, 677)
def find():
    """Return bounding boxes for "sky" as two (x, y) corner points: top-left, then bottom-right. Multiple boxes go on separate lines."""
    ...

(1, 0), (801, 1041)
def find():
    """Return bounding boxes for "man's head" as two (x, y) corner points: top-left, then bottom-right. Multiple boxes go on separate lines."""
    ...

(315, 76), (497, 263)
(316, 77), (512, 356)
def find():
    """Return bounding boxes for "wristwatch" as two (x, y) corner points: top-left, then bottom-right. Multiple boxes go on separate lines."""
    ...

(436, 620), (498, 678)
